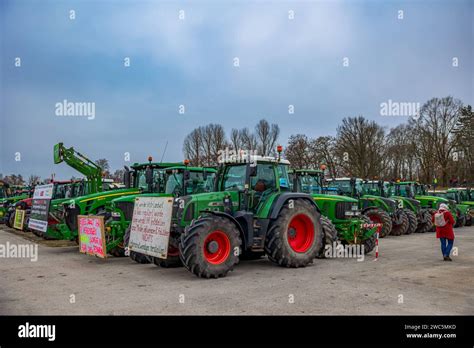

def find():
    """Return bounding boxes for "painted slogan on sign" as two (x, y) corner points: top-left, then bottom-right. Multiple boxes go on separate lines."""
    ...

(78, 215), (106, 258)
(28, 184), (54, 233)
(128, 196), (174, 259)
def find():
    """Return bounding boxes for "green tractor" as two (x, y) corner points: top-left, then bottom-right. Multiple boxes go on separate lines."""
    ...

(127, 154), (324, 278)
(447, 188), (474, 226)
(389, 181), (432, 233)
(396, 182), (457, 232)
(358, 180), (413, 236)
(46, 143), (154, 241)
(289, 169), (378, 255)
(8, 180), (86, 234)
(428, 190), (470, 227)
(104, 164), (216, 260)
(0, 182), (32, 223)
(326, 178), (406, 238)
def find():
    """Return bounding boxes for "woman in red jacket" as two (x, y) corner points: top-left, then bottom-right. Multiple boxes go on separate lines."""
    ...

(432, 203), (455, 261)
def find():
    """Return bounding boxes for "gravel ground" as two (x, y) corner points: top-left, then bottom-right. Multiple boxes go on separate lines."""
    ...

(0, 225), (473, 315)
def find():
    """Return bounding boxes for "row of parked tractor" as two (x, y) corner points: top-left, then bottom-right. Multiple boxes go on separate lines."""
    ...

(1, 143), (473, 278)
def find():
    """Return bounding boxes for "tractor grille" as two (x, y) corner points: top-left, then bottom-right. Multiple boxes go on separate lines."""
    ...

(65, 206), (80, 231)
(336, 202), (354, 219)
(115, 201), (134, 221)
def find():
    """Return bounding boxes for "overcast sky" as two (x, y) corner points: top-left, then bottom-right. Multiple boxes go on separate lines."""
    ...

(1, 0), (472, 179)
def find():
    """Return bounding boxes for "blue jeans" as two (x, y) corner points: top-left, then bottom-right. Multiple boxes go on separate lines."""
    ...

(440, 238), (454, 257)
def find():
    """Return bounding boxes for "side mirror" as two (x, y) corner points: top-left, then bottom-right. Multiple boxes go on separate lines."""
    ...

(145, 167), (153, 185)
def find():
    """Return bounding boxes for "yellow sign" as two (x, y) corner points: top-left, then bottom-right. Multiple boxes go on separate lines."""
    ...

(13, 209), (26, 230)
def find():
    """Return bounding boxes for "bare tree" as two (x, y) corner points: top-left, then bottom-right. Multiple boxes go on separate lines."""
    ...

(239, 127), (258, 151)
(27, 174), (41, 186)
(255, 119), (280, 156)
(413, 97), (462, 185)
(183, 127), (203, 166)
(285, 134), (312, 169)
(335, 116), (386, 178)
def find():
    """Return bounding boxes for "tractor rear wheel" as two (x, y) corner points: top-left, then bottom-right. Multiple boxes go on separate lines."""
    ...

(391, 210), (409, 236)
(123, 226), (152, 264)
(454, 212), (465, 228)
(404, 209), (417, 235)
(179, 215), (242, 278)
(363, 208), (392, 238)
(265, 199), (322, 267)
(316, 216), (338, 259)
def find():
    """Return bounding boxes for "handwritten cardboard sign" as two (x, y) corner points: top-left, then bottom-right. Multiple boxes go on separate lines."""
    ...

(78, 215), (106, 258)
(13, 209), (26, 230)
(128, 196), (174, 259)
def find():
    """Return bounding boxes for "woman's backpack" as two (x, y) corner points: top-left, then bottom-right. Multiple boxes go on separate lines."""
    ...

(434, 211), (447, 227)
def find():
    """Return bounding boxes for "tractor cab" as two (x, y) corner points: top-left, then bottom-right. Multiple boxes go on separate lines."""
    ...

(326, 178), (363, 198)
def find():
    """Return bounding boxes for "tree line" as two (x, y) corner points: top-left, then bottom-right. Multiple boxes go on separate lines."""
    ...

(182, 96), (472, 187)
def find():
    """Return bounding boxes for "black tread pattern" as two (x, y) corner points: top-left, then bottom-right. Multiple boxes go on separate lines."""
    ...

(363, 208), (392, 238)
(391, 210), (409, 236)
(179, 215), (241, 278)
(316, 216), (338, 258)
(264, 199), (322, 267)
(404, 209), (417, 235)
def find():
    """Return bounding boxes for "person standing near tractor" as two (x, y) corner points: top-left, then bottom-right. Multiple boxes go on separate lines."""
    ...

(433, 203), (455, 261)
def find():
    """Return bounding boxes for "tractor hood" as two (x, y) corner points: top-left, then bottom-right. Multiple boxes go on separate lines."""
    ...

(62, 188), (141, 206)
(314, 194), (358, 203)
(111, 193), (173, 204)
(416, 195), (449, 203)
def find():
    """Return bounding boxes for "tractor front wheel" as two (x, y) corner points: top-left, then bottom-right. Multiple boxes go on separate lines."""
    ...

(265, 199), (322, 267)
(363, 208), (392, 238)
(179, 215), (242, 278)
(316, 216), (338, 259)
(153, 244), (182, 268)
(404, 209), (417, 234)
(391, 210), (409, 236)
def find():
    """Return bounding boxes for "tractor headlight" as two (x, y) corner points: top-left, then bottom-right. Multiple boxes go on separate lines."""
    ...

(111, 211), (121, 218)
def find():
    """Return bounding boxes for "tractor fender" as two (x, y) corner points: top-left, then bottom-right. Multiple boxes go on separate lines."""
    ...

(269, 193), (321, 220)
(201, 210), (248, 248)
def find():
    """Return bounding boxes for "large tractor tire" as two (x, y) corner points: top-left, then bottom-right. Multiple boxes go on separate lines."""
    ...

(454, 212), (465, 228)
(7, 211), (15, 228)
(153, 244), (182, 268)
(179, 215), (242, 278)
(316, 216), (338, 259)
(123, 226), (152, 264)
(416, 210), (433, 233)
(265, 199), (322, 267)
(403, 209), (417, 235)
(363, 208), (392, 238)
(428, 209), (437, 232)
(390, 210), (409, 236)
(360, 216), (376, 254)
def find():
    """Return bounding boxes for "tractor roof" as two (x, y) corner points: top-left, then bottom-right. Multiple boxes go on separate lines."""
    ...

(131, 162), (182, 170)
(165, 166), (217, 173)
(291, 169), (323, 174)
(220, 155), (290, 165)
